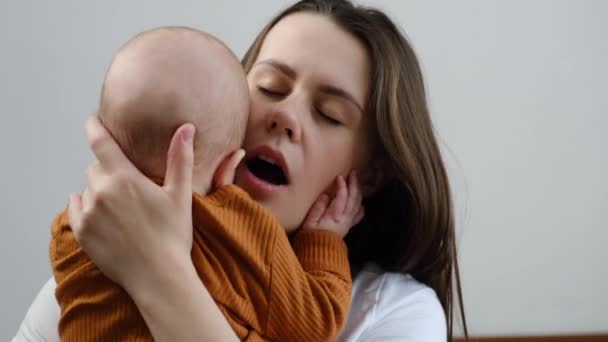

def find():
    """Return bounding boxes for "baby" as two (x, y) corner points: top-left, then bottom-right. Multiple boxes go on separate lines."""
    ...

(50, 27), (356, 341)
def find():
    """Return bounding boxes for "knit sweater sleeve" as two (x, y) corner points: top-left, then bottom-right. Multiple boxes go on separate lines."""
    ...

(202, 186), (352, 342)
(49, 209), (152, 342)
(265, 229), (352, 342)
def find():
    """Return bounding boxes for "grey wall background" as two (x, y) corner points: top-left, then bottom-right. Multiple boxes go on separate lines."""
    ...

(1, 0), (606, 339)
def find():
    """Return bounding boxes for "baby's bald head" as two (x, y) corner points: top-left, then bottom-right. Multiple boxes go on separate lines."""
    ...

(99, 27), (248, 193)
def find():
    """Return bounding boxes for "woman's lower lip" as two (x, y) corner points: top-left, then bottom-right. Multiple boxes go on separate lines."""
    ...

(239, 166), (284, 198)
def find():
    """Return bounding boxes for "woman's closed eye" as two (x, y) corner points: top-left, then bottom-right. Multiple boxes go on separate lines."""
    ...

(317, 108), (342, 126)
(257, 86), (285, 98)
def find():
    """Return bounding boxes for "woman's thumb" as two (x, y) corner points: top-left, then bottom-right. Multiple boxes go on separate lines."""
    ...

(164, 123), (195, 202)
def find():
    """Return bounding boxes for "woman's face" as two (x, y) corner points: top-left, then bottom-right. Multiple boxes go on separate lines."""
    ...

(235, 12), (372, 231)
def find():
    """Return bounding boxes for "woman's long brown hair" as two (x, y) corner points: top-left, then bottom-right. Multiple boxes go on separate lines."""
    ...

(241, 1), (468, 339)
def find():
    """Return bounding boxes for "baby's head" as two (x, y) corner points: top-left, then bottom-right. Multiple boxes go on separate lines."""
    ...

(99, 27), (249, 194)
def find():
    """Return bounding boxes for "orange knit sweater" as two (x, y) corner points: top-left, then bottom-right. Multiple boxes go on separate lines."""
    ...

(50, 185), (351, 341)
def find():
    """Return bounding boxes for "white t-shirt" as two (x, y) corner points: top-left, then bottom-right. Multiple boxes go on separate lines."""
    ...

(337, 263), (446, 341)
(13, 263), (445, 342)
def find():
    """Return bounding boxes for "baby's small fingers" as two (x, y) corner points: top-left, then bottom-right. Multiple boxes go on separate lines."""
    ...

(214, 149), (245, 187)
(327, 176), (348, 220)
(304, 194), (330, 227)
(344, 171), (361, 215)
(353, 205), (365, 225)
(352, 181), (363, 218)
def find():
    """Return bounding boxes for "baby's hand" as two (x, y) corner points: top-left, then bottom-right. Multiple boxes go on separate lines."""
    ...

(213, 149), (245, 188)
(303, 171), (364, 238)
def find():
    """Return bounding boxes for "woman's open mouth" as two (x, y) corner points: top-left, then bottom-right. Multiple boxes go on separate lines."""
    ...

(238, 145), (290, 196)
(246, 155), (288, 186)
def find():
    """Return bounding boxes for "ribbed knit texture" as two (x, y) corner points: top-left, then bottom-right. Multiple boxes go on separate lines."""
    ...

(50, 185), (351, 341)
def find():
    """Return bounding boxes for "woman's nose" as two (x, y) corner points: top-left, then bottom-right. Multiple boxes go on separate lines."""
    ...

(266, 110), (302, 142)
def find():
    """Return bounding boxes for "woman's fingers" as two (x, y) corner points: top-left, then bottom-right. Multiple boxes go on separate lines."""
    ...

(85, 161), (107, 207)
(327, 176), (348, 221)
(164, 124), (195, 202)
(69, 121), (198, 289)
(85, 116), (132, 173)
(213, 149), (246, 188)
(81, 186), (93, 212)
(68, 193), (83, 233)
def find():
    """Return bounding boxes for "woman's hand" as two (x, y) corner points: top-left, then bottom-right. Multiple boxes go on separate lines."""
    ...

(68, 116), (196, 292)
(66, 116), (240, 342)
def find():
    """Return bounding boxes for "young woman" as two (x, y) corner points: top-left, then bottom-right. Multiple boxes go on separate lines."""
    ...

(14, 1), (467, 341)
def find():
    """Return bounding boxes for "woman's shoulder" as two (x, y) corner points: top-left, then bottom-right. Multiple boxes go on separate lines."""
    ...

(351, 263), (445, 321)
(337, 263), (446, 342)
(12, 277), (60, 342)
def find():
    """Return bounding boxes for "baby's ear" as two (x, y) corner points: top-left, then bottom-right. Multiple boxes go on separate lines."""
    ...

(212, 149), (246, 188)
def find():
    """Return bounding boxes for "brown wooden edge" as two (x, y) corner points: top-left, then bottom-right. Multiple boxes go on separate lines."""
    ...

(454, 336), (608, 342)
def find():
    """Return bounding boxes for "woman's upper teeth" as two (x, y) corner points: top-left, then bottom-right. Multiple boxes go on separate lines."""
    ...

(259, 155), (278, 166)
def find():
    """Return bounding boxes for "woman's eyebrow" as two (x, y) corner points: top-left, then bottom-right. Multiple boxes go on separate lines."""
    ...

(254, 58), (364, 113)
(254, 59), (297, 79)
(318, 85), (364, 114)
